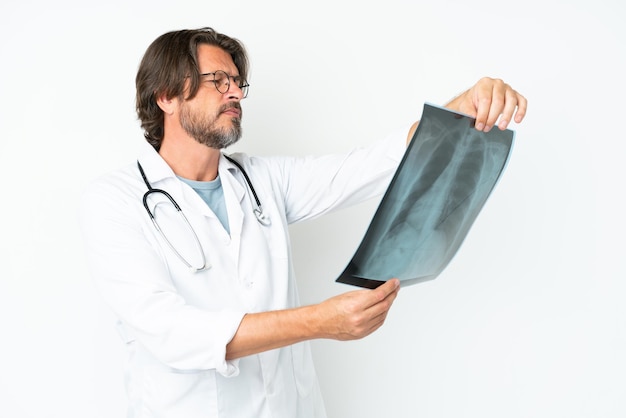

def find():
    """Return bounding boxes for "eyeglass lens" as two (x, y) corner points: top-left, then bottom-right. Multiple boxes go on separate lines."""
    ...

(211, 70), (249, 97)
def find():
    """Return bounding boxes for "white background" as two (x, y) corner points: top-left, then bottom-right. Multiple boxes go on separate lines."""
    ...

(1, 1), (624, 417)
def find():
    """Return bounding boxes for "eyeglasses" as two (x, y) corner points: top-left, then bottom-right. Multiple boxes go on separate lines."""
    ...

(200, 70), (249, 98)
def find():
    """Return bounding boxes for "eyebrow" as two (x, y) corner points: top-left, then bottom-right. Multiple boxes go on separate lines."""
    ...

(200, 71), (242, 77)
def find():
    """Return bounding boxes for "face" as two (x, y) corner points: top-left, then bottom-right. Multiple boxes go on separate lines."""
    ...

(179, 44), (245, 149)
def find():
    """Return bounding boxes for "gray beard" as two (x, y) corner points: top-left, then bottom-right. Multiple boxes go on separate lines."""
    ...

(180, 104), (242, 150)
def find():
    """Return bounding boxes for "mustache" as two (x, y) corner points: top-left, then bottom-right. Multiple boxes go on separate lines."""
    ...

(220, 102), (242, 114)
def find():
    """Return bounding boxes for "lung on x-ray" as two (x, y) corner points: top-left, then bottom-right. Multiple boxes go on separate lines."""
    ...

(336, 103), (515, 289)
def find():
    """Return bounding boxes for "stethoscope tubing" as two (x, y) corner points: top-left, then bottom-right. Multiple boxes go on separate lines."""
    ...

(224, 155), (271, 226)
(136, 155), (270, 272)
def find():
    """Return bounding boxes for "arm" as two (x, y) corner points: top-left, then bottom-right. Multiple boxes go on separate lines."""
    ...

(79, 176), (246, 373)
(226, 278), (400, 360)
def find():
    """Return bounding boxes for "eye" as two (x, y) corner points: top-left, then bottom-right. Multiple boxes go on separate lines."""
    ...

(213, 72), (228, 86)
(232, 76), (247, 88)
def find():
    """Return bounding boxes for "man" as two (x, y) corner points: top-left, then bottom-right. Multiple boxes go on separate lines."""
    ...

(79, 27), (526, 418)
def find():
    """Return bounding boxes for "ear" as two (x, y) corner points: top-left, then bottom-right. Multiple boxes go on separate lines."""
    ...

(156, 92), (177, 115)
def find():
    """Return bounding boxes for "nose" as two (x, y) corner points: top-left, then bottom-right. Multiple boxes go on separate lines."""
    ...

(226, 76), (248, 99)
(226, 80), (246, 99)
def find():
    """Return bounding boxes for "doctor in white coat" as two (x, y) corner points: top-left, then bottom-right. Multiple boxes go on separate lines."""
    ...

(79, 27), (526, 418)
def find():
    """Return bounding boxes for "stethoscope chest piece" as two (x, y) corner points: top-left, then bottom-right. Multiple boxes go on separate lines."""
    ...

(225, 155), (271, 226)
(254, 208), (271, 226)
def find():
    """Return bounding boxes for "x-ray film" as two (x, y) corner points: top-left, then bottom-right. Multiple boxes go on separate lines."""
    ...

(336, 103), (515, 289)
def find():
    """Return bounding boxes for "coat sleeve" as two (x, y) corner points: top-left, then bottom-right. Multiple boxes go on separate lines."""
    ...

(268, 125), (409, 224)
(78, 175), (245, 376)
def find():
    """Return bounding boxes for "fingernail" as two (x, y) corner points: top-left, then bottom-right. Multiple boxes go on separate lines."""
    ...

(484, 125), (492, 132)
(476, 122), (484, 131)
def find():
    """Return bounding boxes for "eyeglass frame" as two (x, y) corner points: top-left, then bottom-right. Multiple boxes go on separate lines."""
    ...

(199, 70), (249, 98)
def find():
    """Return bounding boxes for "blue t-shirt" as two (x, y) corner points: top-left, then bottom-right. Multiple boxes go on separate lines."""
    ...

(178, 175), (230, 234)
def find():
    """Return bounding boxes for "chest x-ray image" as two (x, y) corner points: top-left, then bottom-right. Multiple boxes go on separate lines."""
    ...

(336, 103), (515, 289)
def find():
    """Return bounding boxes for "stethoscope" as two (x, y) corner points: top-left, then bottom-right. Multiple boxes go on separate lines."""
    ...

(137, 155), (270, 272)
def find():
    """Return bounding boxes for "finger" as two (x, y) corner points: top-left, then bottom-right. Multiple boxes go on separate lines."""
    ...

(360, 290), (398, 333)
(358, 304), (394, 336)
(359, 279), (398, 308)
(365, 280), (400, 316)
(362, 311), (389, 336)
(484, 79), (508, 132)
(473, 80), (495, 131)
(497, 90), (528, 130)
(513, 92), (528, 123)
(376, 278), (400, 300)
(496, 88), (520, 130)
(339, 279), (399, 314)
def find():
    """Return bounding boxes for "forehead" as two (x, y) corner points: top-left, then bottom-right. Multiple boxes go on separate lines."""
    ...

(197, 44), (238, 74)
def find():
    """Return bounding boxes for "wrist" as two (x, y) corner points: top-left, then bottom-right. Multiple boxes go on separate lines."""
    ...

(298, 303), (327, 340)
(444, 89), (469, 113)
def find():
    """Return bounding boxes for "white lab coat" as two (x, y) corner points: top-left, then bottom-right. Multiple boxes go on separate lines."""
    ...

(79, 127), (407, 418)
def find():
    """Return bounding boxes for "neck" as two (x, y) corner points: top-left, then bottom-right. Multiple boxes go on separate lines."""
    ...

(159, 135), (221, 181)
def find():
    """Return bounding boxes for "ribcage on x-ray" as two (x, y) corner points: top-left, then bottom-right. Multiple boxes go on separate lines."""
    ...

(337, 103), (514, 287)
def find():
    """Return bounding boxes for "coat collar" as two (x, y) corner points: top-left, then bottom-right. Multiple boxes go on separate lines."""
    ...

(136, 141), (246, 211)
